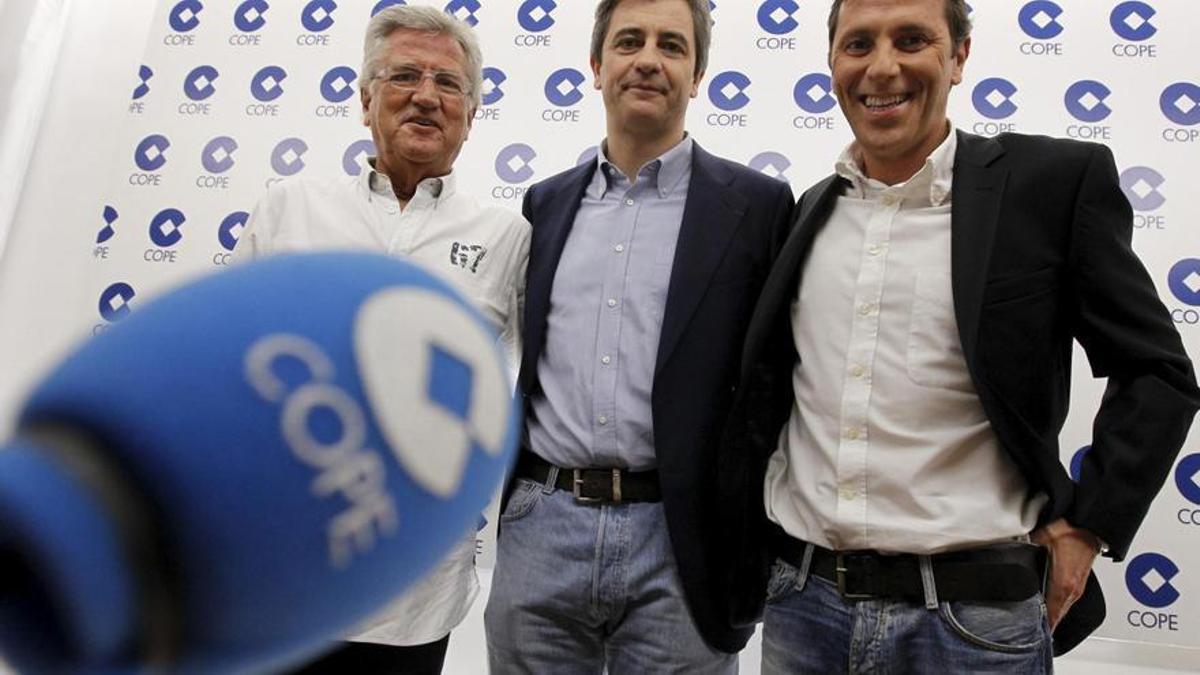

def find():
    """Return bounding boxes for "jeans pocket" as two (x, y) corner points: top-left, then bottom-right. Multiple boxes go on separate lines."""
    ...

(939, 596), (1048, 653)
(765, 558), (800, 604)
(499, 478), (543, 523)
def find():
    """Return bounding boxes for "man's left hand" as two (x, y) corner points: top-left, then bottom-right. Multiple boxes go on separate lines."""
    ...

(1030, 518), (1101, 632)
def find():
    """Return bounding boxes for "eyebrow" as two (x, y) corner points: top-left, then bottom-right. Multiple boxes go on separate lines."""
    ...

(611, 26), (690, 46)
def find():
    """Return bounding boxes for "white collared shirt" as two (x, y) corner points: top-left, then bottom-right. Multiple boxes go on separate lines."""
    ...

(764, 128), (1047, 554)
(235, 165), (530, 645)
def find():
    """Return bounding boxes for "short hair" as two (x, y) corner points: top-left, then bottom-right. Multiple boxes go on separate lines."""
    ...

(590, 0), (713, 78)
(361, 5), (483, 111)
(827, 0), (972, 49)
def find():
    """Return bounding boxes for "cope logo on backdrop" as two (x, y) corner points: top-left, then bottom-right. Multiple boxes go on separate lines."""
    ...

(709, 71), (751, 112)
(201, 137), (238, 175)
(1068, 445), (1090, 481)
(1019, 1), (1064, 40)
(757, 0), (799, 35)
(98, 283), (136, 324)
(1168, 259), (1200, 306)
(320, 67), (357, 103)
(1111, 1), (1157, 42)
(1160, 82), (1200, 126)
(1120, 167), (1166, 212)
(972, 78), (1018, 119)
(1125, 553), (1180, 611)
(251, 66), (287, 102)
(169, 0), (204, 33)
(134, 134), (170, 172)
(794, 73), (836, 114)
(183, 65), (219, 101)
(149, 208), (187, 249)
(480, 67), (506, 107)
(1064, 80), (1111, 123)
(271, 138), (309, 176)
(445, 0), (481, 26)
(748, 152), (791, 182)
(1177, 453), (1200, 504)
(493, 143), (536, 201)
(517, 0), (556, 32)
(133, 66), (153, 101)
(301, 0), (337, 32)
(544, 68), (585, 108)
(219, 212), (248, 252)
(343, 140), (376, 176)
(97, 206), (119, 245)
(234, 0), (269, 32)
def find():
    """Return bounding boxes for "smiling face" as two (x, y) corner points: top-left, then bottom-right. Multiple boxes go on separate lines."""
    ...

(360, 28), (473, 181)
(830, 0), (969, 183)
(591, 0), (702, 141)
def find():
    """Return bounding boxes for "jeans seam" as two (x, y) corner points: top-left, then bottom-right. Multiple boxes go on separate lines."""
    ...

(938, 602), (1044, 654)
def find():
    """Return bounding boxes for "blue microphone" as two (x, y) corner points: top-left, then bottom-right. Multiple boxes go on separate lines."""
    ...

(0, 252), (518, 674)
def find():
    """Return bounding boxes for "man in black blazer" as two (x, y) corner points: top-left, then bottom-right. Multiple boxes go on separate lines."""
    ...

(483, 0), (792, 671)
(719, 0), (1199, 671)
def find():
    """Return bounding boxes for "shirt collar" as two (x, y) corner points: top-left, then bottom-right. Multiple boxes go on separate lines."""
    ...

(588, 134), (694, 200)
(362, 158), (455, 205)
(834, 122), (957, 206)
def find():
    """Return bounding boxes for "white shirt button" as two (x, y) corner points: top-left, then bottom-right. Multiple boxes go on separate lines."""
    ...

(868, 244), (882, 256)
(839, 487), (858, 501)
(845, 428), (860, 440)
(598, 415), (608, 425)
(624, 198), (635, 207)
(850, 365), (866, 378)
(386, 207), (398, 215)
(601, 355), (611, 365)
(614, 244), (625, 253)
(607, 298), (618, 308)
(858, 303), (875, 317)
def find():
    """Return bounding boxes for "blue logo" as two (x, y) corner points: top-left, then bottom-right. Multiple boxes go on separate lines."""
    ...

(134, 134), (170, 171)
(1069, 445), (1090, 482)
(149, 208), (186, 247)
(97, 206), (118, 244)
(1168, 259), (1200, 306)
(1064, 80), (1112, 123)
(748, 151), (791, 181)
(709, 71), (752, 111)
(235, 0), (269, 31)
(972, 78), (1018, 120)
(372, 0), (406, 16)
(1160, 82), (1200, 126)
(251, 66), (287, 101)
(495, 143), (536, 183)
(1018, 1), (1063, 40)
(793, 73), (836, 113)
(445, 0), (481, 26)
(1111, 2), (1156, 42)
(1120, 167), (1165, 212)
(343, 139), (376, 176)
(301, 0), (337, 32)
(1176, 454), (1200, 505)
(99, 283), (136, 322)
(183, 65), (219, 101)
(271, 138), (308, 175)
(517, 0), (556, 32)
(757, 0), (799, 35)
(169, 0), (204, 32)
(133, 65), (153, 100)
(219, 212), (249, 252)
(201, 136), (238, 174)
(320, 66), (357, 103)
(544, 68), (585, 107)
(481, 67), (507, 105)
(1126, 553), (1180, 608)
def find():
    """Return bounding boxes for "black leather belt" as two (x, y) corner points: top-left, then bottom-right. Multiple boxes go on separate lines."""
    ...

(775, 534), (1046, 602)
(515, 451), (661, 504)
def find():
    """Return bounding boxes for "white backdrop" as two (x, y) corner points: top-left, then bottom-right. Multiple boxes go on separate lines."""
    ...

(0, 0), (1197, 665)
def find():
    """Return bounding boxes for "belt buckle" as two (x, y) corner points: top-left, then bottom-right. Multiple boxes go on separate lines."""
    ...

(836, 553), (874, 600)
(571, 469), (622, 504)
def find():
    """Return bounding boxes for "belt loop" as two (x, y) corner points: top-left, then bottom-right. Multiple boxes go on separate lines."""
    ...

(918, 555), (938, 610)
(542, 466), (559, 494)
(795, 543), (814, 593)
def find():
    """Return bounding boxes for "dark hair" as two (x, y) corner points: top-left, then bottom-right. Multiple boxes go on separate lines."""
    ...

(827, 0), (972, 48)
(591, 0), (712, 77)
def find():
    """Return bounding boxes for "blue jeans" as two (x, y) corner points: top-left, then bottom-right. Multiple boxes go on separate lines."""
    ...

(484, 475), (737, 674)
(762, 553), (1052, 674)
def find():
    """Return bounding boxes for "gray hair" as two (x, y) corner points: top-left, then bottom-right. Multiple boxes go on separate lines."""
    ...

(361, 5), (483, 111)
(590, 0), (712, 78)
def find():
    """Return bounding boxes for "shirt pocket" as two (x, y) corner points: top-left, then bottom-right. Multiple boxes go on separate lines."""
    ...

(906, 271), (972, 391)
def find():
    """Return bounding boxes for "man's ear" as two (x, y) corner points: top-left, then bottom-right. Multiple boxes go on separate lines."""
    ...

(360, 86), (372, 126)
(591, 55), (603, 90)
(689, 68), (705, 99)
(950, 37), (971, 86)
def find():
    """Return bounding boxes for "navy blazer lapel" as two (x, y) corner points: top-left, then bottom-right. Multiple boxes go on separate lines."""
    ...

(655, 145), (746, 375)
(950, 131), (1008, 366)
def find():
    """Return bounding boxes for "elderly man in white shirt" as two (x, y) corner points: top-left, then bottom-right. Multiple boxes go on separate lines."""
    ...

(234, 6), (529, 674)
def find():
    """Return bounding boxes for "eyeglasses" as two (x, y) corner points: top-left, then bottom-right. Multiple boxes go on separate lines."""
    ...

(377, 67), (470, 98)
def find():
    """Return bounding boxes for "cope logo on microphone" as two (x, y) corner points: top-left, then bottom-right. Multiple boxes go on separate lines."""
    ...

(99, 283), (136, 322)
(149, 208), (187, 247)
(1068, 445), (1090, 482)
(134, 134), (170, 171)
(343, 139), (375, 176)
(972, 78), (1018, 120)
(748, 151), (791, 181)
(481, 67), (506, 106)
(1120, 167), (1166, 212)
(202, 136), (238, 174)
(709, 71), (751, 111)
(445, 0), (481, 26)
(1160, 83), (1200, 127)
(1064, 80), (1112, 123)
(251, 66), (287, 102)
(757, 0), (799, 35)
(1126, 553), (1180, 608)
(1176, 454), (1200, 505)
(518, 0), (556, 32)
(1018, 1), (1063, 40)
(301, 0), (337, 32)
(544, 68), (585, 107)
(321, 66), (357, 103)
(272, 138), (309, 176)
(793, 73), (836, 114)
(184, 65), (219, 101)
(1111, 2), (1157, 42)
(372, 0), (406, 16)
(169, 0), (204, 32)
(219, 211), (249, 252)
(235, 0), (269, 32)
(1168, 259), (1200, 307)
(495, 143), (536, 184)
(133, 65), (153, 100)
(97, 206), (119, 244)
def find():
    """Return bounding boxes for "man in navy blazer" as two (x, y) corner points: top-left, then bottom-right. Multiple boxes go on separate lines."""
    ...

(718, 0), (1199, 671)
(483, 0), (792, 671)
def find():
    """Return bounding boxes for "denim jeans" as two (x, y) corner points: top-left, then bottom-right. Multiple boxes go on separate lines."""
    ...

(484, 475), (737, 674)
(762, 553), (1052, 674)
